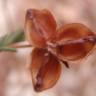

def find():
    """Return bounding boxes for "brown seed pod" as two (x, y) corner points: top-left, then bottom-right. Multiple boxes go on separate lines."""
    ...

(25, 9), (96, 92)
(30, 48), (61, 92)
(25, 9), (57, 48)
(56, 23), (95, 60)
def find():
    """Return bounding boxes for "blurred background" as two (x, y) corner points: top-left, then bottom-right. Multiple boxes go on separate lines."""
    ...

(0, 0), (96, 96)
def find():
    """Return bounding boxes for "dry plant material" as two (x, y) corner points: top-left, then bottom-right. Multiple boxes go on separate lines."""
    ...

(25, 9), (96, 92)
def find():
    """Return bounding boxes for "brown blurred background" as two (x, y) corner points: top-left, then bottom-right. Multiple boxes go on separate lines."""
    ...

(0, 0), (96, 96)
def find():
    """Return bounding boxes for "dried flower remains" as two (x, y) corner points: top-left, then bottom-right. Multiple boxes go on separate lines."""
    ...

(25, 9), (96, 92)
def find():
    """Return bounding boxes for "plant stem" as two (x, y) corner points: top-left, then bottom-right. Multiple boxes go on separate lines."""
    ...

(0, 47), (16, 52)
(10, 43), (32, 48)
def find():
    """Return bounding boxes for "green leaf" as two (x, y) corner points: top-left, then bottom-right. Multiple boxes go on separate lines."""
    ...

(0, 29), (25, 46)
(0, 29), (25, 52)
(0, 47), (16, 52)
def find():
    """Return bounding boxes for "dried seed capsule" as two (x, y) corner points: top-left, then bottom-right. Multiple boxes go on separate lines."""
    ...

(25, 9), (57, 48)
(30, 48), (61, 92)
(56, 23), (95, 60)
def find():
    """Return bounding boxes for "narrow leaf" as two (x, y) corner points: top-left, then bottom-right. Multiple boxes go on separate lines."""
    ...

(0, 47), (16, 52)
(0, 29), (25, 47)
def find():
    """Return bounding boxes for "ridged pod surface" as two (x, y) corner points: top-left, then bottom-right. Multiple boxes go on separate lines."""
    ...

(30, 48), (61, 92)
(25, 9), (57, 48)
(56, 23), (95, 60)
